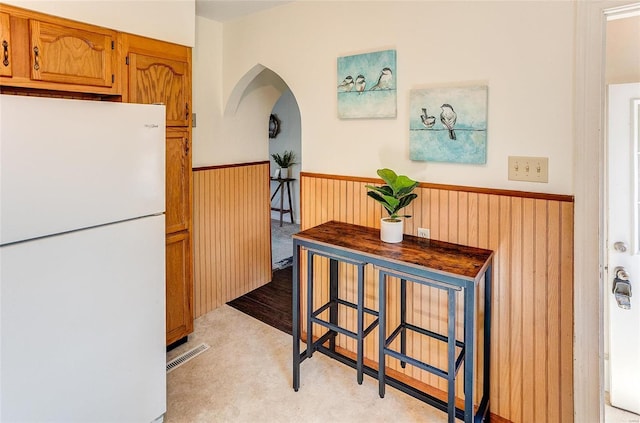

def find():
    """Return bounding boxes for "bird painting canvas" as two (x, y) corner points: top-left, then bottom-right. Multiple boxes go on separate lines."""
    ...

(337, 49), (397, 119)
(409, 86), (488, 164)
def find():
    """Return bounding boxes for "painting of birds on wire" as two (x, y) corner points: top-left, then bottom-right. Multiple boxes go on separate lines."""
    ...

(409, 85), (488, 164)
(337, 49), (397, 119)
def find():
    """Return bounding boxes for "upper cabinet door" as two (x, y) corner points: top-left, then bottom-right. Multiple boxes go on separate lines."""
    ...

(0, 12), (12, 77)
(122, 33), (191, 127)
(29, 20), (116, 87)
(128, 52), (189, 127)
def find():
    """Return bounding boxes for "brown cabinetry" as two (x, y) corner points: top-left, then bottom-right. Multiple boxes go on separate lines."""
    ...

(30, 20), (116, 88)
(126, 51), (189, 127)
(122, 34), (190, 125)
(1, 12), (12, 77)
(165, 230), (193, 345)
(166, 128), (192, 235)
(0, 4), (119, 94)
(123, 34), (193, 345)
(164, 127), (193, 345)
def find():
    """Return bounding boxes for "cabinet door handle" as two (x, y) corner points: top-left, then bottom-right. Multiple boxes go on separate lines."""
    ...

(33, 46), (40, 71)
(185, 102), (189, 121)
(2, 40), (8, 67)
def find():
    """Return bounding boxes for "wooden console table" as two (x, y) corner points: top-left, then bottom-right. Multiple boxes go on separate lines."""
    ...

(292, 221), (493, 423)
(270, 177), (295, 227)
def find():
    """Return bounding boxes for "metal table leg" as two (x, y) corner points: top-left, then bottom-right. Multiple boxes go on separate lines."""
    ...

(329, 259), (338, 351)
(484, 265), (493, 416)
(463, 284), (476, 423)
(400, 278), (406, 369)
(356, 263), (365, 384)
(447, 288), (456, 423)
(378, 270), (386, 398)
(292, 240), (301, 391)
(306, 250), (315, 359)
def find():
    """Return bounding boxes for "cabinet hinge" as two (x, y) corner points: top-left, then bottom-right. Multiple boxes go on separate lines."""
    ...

(111, 40), (114, 50)
(125, 56), (129, 65)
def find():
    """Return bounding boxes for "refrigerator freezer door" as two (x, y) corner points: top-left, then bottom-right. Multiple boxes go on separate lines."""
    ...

(0, 215), (166, 422)
(0, 95), (165, 246)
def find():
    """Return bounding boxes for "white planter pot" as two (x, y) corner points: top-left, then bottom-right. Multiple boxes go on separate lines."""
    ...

(280, 167), (289, 179)
(380, 218), (403, 243)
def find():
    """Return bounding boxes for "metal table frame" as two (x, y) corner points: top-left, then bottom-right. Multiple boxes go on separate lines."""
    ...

(377, 266), (492, 423)
(292, 222), (493, 423)
(303, 248), (379, 385)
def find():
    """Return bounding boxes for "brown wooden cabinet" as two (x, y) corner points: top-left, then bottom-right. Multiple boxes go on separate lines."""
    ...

(29, 20), (116, 88)
(123, 34), (194, 345)
(0, 4), (119, 94)
(165, 230), (193, 345)
(122, 34), (190, 126)
(166, 128), (192, 235)
(164, 127), (193, 345)
(1, 12), (12, 77)
(126, 52), (190, 127)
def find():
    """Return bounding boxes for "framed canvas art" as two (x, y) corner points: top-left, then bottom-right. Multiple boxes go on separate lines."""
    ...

(409, 85), (488, 164)
(337, 49), (397, 119)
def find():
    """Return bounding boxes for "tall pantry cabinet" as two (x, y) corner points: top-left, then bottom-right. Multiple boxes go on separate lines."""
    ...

(122, 34), (194, 346)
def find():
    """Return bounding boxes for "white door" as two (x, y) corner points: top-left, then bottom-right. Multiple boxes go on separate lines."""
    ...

(607, 82), (640, 415)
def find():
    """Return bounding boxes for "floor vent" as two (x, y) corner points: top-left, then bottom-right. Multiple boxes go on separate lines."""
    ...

(166, 343), (210, 373)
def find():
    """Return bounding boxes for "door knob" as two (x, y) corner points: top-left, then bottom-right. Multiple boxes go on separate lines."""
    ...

(612, 266), (632, 310)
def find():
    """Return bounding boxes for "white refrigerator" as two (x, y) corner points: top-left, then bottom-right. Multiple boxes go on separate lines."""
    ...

(0, 95), (167, 422)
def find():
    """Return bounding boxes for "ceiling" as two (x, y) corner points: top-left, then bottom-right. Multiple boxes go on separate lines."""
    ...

(195, 1), (291, 22)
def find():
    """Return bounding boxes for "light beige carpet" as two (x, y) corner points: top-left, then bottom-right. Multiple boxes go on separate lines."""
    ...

(166, 305), (448, 422)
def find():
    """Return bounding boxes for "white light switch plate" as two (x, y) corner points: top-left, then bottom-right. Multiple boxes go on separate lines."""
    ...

(508, 156), (549, 183)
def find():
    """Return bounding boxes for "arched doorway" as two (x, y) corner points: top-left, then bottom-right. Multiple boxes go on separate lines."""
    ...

(268, 90), (301, 268)
(225, 64), (302, 270)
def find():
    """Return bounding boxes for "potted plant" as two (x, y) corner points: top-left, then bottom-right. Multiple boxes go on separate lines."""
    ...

(365, 168), (419, 243)
(271, 150), (297, 179)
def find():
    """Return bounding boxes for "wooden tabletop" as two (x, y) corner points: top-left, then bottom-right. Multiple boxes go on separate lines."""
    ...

(293, 220), (493, 281)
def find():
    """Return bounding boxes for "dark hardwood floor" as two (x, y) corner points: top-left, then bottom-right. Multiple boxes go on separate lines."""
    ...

(227, 266), (292, 335)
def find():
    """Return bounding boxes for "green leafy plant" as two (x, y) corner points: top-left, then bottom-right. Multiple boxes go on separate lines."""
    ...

(271, 150), (297, 168)
(366, 168), (419, 220)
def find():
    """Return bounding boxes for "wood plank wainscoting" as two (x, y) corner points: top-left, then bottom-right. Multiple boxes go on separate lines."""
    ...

(299, 172), (574, 423)
(192, 161), (272, 318)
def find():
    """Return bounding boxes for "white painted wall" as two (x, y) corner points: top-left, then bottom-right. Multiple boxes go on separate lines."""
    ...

(218, 71), (285, 165)
(192, 16), (222, 166)
(207, 1), (575, 195)
(194, 15), (293, 167)
(3, 0), (195, 47)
